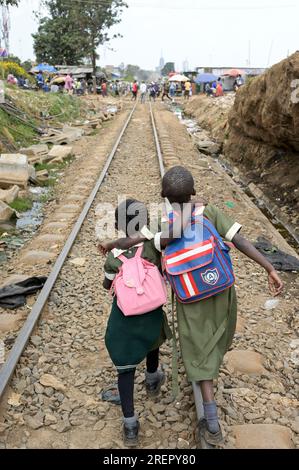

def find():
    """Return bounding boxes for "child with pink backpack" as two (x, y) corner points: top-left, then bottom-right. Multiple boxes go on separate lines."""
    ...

(101, 199), (171, 447)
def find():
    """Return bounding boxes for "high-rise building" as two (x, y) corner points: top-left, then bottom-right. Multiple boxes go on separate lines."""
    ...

(183, 59), (189, 72)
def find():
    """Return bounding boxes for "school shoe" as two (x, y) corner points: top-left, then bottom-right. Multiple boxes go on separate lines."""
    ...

(145, 369), (166, 398)
(197, 419), (224, 447)
(123, 421), (140, 448)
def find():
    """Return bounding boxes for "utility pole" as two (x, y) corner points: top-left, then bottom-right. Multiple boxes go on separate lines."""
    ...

(248, 40), (251, 67)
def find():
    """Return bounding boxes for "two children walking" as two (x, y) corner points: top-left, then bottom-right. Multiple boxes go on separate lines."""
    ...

(99, 166), (283, 448)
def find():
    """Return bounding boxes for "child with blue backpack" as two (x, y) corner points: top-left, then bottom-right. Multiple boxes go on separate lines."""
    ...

(101, 166), (283, 446)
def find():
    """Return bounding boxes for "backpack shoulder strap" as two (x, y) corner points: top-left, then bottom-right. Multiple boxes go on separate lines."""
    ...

(117, 245), (143, 263)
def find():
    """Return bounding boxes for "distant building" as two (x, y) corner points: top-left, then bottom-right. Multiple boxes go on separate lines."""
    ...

(182, 59), (189, 72)
(196, 65), (267, 91)
(196, 66), (266, 76)
(156, 54), (165, 73)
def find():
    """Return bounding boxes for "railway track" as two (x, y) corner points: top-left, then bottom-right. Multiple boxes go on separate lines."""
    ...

(0, 100), (298, 450)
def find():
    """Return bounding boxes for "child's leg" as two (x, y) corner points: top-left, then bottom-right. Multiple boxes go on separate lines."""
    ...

(199, 380), (221, 435)
(118, 370), (136, 418)
(145, 349), (166, 397)
(146, 348), (159, 373)
(118, 369), (139, 447)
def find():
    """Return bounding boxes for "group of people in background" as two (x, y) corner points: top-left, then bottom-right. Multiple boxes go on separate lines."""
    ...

(205, 78), (224, 98)
(205, 74), (244, 98)
(127, 79), (193, 103)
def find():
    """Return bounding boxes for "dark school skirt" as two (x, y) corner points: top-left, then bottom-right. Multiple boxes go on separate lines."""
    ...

(105, 298), (171, 374)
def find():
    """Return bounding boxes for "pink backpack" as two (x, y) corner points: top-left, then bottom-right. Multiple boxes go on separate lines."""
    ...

(112, 246), (167, 317)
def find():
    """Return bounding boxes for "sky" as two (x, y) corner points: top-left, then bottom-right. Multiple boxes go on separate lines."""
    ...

(5, 0), (299, 70)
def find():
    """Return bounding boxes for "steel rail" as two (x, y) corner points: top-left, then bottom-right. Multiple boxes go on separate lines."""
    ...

(0, 103), (138, 399)
(149, 102), (214, 449)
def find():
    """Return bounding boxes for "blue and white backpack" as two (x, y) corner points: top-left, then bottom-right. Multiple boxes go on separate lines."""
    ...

(163, 208), (235, 303)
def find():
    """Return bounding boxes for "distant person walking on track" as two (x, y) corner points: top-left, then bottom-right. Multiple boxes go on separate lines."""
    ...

(140, 81), (147, 103)
(132, 80), (138, 101)
(149, 83), (156, 101)
(161, 81), (172, 102)
(184, 81), (191, 99)
(100, 199), (171, 448)
(101, 166), (283, 446)
(169, 82), (176, 98)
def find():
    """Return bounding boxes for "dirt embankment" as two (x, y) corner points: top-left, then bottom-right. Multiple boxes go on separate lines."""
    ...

(184, 52), (299, 230)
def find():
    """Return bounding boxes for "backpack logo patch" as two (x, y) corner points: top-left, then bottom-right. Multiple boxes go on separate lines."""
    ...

(201, 268), (219, 286)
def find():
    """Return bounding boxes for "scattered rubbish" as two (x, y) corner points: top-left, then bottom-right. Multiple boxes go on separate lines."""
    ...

(254, 237), (299, 272)
(0, 276), (47, 309)
(16, 201), (44, 232)
(106, 106), (118, 114)
(264, 299), (280, 311)
(225, 201), (235, 209)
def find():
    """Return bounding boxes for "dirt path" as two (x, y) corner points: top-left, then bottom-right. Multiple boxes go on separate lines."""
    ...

(0, 102), (298, 450)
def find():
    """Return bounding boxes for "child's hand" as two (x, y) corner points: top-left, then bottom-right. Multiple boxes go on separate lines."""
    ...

(268, 270), (283, 296)
(98, 241), (114, 256)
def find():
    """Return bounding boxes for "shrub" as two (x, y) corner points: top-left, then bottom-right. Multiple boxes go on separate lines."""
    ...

(0, 62), (30, 80)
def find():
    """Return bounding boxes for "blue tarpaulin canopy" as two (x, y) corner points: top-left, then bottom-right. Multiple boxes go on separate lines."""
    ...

(195, 73), (218, 84)
(33, 63), (57, 73)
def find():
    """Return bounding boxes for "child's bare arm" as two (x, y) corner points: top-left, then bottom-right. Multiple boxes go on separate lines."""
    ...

(232, 233), (283, 296)
(103, 278), (113, 290)
(98, 237), (146, 255)
(98, 202), (203, 255)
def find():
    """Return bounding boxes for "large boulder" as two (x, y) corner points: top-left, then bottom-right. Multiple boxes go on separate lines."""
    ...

(0, 185), (19, 204)
(231, 424), (294, 449)
(0, 200), (15, 223)
(20, 145), (49, 164)
(0, 154), (35, 188)
(46, 145), (73, 162)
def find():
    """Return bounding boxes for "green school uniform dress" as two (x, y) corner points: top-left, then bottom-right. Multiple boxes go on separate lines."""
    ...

(104, 241), (171, 375)
(153, 204), (242, 383)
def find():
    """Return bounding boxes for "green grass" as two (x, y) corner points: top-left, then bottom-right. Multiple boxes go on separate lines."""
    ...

(39, 177), (57, 188)
(0, 108), (37, 149)
(9, 197), (33, 212)
(0, 88), (84, 152)
(35, 156), (75, 173)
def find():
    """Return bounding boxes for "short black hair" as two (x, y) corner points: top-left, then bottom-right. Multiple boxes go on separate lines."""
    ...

(162, 166), (195, 203)
(115, 199), (148, 236)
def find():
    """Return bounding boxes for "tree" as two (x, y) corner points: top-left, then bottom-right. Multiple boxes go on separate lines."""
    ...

(33, 1), (127, 77)
(33, 14), (89, 65)
(21, 60), (34, 72)
(161, 62), (175, 77)
(3, 54), (21, 65)
(0, 1), (19, 5)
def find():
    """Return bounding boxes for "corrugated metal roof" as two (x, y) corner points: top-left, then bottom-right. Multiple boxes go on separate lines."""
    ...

(55, 66), (93, 75)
